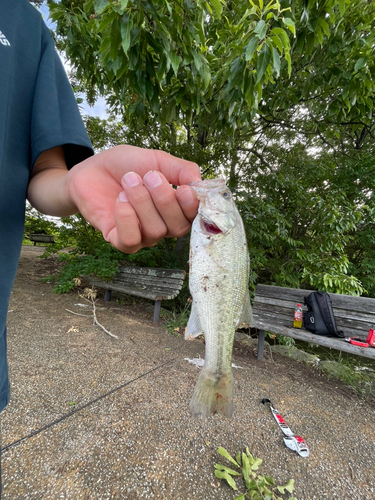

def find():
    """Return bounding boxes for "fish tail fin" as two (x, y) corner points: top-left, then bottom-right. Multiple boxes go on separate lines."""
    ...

(189, 368), (233, 419)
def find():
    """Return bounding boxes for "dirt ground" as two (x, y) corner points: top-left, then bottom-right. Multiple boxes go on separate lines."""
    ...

(1, 246), (374, 499)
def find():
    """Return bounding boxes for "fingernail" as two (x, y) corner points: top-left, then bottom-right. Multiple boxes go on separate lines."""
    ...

(118, 191), (129, 202)
(177, 186), (195, 206)
(143, 171), (163, 189)
(123, 172), (141, 187)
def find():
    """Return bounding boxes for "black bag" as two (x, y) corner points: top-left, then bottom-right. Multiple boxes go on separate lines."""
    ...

(303, 291), (345, 338)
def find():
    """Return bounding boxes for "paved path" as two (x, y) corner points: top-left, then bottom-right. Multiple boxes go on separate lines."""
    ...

(1, 247), (374, 499)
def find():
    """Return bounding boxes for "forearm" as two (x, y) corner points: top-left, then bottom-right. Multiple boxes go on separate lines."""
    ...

(27, 166), (78, 217)
(27, 146), (79, 217)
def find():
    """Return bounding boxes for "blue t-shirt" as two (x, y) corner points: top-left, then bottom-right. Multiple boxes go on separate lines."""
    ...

(0, 0), (94, 412)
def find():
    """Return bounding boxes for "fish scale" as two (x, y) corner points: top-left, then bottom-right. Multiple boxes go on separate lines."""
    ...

(186, 178), (252, 419)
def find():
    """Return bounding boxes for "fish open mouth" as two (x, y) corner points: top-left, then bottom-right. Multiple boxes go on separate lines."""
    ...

(202, 220), (222, 235)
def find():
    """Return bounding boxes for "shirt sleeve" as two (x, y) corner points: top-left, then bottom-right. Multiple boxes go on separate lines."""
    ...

(30, 22), (94, 170)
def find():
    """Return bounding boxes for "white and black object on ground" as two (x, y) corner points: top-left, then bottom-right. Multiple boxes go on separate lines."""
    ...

(262, 398), (309, 458)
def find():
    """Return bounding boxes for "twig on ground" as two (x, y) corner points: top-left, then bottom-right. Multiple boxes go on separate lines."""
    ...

(66, 309), (91, 318)
(66, 288), (118, 339)
(268, 344), (274, 363)
(91, 297), (118, 339)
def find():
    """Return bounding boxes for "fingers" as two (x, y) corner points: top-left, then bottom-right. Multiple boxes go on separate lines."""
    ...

(151, 149), (202, 187)
(143, 171), (198, 229)
(123, 170), (195, 239)
(108, 169), (200, 253)
(109, 192), (143, 254)
(175, 185), (199, 222)
(100, 145), (201, 187)
(82, 146), (202, 254)
(121, 171), (168, 246)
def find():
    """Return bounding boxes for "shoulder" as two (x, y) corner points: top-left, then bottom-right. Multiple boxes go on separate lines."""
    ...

(0, 0), (43, 20)
(0, 0), (54, 58)
(0, 0), (45, 39)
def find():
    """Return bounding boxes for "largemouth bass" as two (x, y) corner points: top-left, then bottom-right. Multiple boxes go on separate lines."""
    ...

(186, 178), (252, 418)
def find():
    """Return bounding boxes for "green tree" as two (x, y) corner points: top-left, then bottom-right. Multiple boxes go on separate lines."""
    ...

(42, 0), (375, 299)
(237, 137), (368, 295)
(48, 0), (298, 137)
(49, 1), (375, 144)
(24, 205), (59, 237)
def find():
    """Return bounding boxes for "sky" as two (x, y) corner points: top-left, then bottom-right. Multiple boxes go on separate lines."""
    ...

(39, 3), (108, 120)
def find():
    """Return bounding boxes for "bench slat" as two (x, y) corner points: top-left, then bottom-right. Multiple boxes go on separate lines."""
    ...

(111, 275), (185, 287)
(254, 320), (375, 360)
(253, 302), (372, 339)
(253, 313), (368, 340)
(255, 284), (375, 314)
(98, 277), (184, 293)
(91, 280), (181, 301)
(118, 267), (186, 279)
(255, 294), (375, 322)
(255, 284), (312, 301)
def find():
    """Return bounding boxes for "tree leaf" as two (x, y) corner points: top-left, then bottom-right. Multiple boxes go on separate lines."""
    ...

(214, 464), (241, 476)
(245, 37), (259, 62)
(241, 452), (251, 486)
(254, 20), (267, 40)
(209, 0), (223, 18)
(251, 458), (263, 471)
(338, 0), (346, 16)
(318, 17), (330, 37)
(120, 13), (131, 55)
(284, 49), (291, 76)
(109, 18), (121, 61)
(272, 46), (280, 77)
(99, 10), (117, 32)
(94, 0), (110, 15)
(277, 478), (295, 494)
(217, 447), (240, 468)
(203, 62), (211, 90)
(270, 34), (283, 54)
(264, 475), (275, 485)
(169, 52), (182, 76)
(270, 27), (290, 51)
(214, 470), (238, 490)
(256, 43), (271, 83)
(282, 17), (295, 36)
(354, 58), (366, 72)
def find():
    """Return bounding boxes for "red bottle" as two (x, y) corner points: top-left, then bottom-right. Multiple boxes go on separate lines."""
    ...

(293, 304), (303, 328)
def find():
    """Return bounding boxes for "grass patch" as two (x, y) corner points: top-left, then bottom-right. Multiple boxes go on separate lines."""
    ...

(161, 301), (191, 336)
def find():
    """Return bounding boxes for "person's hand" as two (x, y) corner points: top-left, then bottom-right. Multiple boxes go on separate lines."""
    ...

(62, 145), (200, 253)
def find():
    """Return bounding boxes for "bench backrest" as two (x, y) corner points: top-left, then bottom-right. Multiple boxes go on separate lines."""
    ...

(28, 233), (55, 243)
(253, 284), (375, 341)
(111, 266), (186, 300)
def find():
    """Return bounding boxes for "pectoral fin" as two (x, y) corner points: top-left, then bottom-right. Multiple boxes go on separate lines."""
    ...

(185, 301), (204, 340)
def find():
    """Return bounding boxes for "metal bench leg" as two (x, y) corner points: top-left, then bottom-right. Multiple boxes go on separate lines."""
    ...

(257, 330), (265, 360)
(104, 290), (112, 302)
(153, 300), (161, 323)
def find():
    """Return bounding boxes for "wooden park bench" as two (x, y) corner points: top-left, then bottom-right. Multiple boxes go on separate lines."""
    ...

(253, 284), (375, 361)
(28, 233), (55, 246)
(91, 266), (186, 323)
